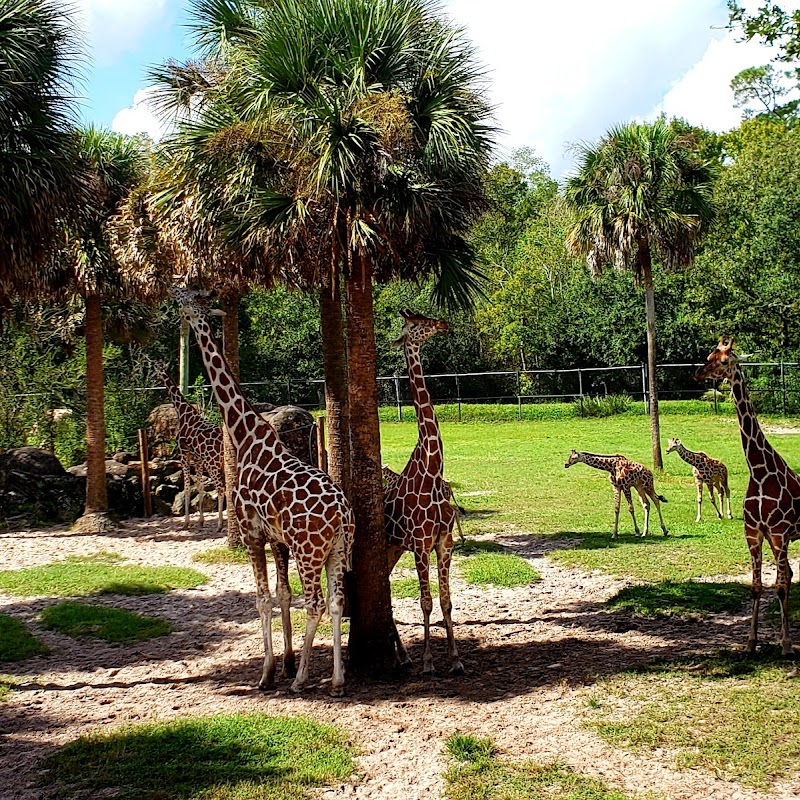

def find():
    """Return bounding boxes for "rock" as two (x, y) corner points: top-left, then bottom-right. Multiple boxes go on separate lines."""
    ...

(0, 446), (66, 476)
(252, 402), (276, 416)
(261, 405), (318, 466)
(111, 451), (134, 464)
(171, 488), (215, 516)
(155, 483), (180, 504)
(146, 403), (180, 456)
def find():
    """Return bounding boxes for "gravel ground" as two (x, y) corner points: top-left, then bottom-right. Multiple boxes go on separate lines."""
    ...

(0, 517), (797, 800)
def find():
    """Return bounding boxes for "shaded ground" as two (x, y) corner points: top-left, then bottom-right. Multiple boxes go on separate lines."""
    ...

(0, 518), (797, 800)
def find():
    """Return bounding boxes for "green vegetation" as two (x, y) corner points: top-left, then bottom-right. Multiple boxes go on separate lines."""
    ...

(587, 651), (800, 789)
(443, 733), (644, 800)
(272, 608), (350, 638)
(0, 613), (48, 661)
(40, 602), (172, 645)
(606, 581), (751, 618)
(0, 677), (15, 700)
(459, 553), (540, 588)
(0, 557), (207, 597)
(43, 714), (354, 800)
(193, 546), (251, 565)
(391, 576), (439, 599)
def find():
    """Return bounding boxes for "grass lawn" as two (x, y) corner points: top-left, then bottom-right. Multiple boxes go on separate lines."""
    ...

(443, 733), (647, 800)
(0, 613), (48, 661)
(605, 580), (751, 618)
(193, 545), (251, 565)
(380, 410), (800, 582)
(43, 714), (354, 800)
(40, 602), (172, 645)
(584, 651), (800, 790)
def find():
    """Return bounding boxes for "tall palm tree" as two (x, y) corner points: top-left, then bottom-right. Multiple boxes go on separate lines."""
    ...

(0, 0), (85, 303)
(565, 119), (715, 469)
(158, 0), (494, 675)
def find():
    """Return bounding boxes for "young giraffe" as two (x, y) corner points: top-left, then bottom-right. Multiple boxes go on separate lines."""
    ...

(155, 361), (225, 530)
(696, 338), (800, 655)
(666, 437), (732, 522)
(384, 310), (463, 674)
(172, 287), (355, 695)
(564, 451), (668, 538)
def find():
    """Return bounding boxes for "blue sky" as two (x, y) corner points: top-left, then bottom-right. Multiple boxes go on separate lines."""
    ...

(73, 0), (795, 177)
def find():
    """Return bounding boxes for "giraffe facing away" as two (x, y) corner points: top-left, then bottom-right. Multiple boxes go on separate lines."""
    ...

(155, 361), (225, 530)
(172, 287), (355, 695)
(666, 437), (732, 522)
(696, 338), (800, 655)
(565, 451), (668, 538)
(384, 310), (463, 674)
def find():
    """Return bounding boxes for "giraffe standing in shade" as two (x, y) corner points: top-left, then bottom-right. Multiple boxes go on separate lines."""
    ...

(384, 310), (463, 674)
(172, 287), (354, 695)
(666, 437), (732, 522)
(565, 450), (668, 538)
(155, 362), (225, 530)
(696, 338), (800, 654)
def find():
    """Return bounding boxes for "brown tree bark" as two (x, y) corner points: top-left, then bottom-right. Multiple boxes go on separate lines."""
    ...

(344, 257), (398, 677)
(221, 290), (241, 548)
(320, 276), (351, 494)
(640, 243), (663, 470)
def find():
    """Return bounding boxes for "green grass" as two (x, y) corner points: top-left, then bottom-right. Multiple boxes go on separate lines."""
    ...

(391, 576), (439, 599)
(453, 538), (505, 556)
(0, 559), (207, 597)
(271, 608), (350, 638)
(459, 553), (540, 588)
(42, 714), (354, 800)
(192, 546), (251, 565)
(0, 613), (48, 661)
(443, 733), (648, 800)
(0, 676), (15, 700)
(40, 602), (172, 645)
(380, 410), (800, 582)
(586, 650), (800, 790)
(606, 581), (751, 618)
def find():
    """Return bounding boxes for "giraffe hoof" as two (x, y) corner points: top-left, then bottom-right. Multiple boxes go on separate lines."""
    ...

(422, 662), (435, 675)
(450, 661), (465, 676)
(329, 684), (345, 698)
(258, 678), (275, 691)
(290, 680), (305, 694)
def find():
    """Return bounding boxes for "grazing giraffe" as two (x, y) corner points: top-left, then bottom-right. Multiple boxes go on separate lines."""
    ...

(172, 287), (354, 695)
(564, 450), (668, 538)
(155, 361), (225, 530)
(666, 437), (732, 522)
(384, 310), (463, 674)
(696, 337), (800, 654)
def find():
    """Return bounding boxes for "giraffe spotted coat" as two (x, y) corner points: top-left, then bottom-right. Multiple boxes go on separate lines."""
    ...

(666, 437), (732, 521)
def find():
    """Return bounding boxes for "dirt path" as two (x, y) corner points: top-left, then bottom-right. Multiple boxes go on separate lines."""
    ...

(0, 518), (796, 800)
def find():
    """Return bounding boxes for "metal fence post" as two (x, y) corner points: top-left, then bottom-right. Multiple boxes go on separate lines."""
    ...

(714, 380), (718, 413)
(393, 372), (402, 422)
(578, 368), (584, 413)
(516, 371), (522, 420)
(782, 361), (787, 415)
(455, 372), (462, 423)
(641, 363), (648, 413)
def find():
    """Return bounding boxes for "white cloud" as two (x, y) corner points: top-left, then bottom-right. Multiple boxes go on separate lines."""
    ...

(112, 87), (168, 140)
(75, 0), (169, 66)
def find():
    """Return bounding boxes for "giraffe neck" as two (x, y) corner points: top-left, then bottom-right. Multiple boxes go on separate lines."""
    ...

(405, 339), (443, 474)
(186, 314), (279, 457)
(675, 443), (705, 467)
(160, 371), (205, 426)
(730, 364), (782, 478)
(578, 453), (624, 473)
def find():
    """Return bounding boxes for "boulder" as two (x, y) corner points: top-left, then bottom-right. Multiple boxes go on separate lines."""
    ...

(146, 403), (180, 456)
(0, 446), (66, 477)
(261, 405), (318, 466)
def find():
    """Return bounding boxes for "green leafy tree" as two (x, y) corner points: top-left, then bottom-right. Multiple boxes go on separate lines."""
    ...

(565, 119), (715, 468)
(731, 64), (796, 119)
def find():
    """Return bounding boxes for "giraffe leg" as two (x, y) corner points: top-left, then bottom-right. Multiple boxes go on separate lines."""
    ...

(649, 490), (668, 536)
(271, 543), (295, 679)
(435, 528), (463, 675)
(325, 536), (348, 696)
(634, 487), (650, 536)
(768, 536), (794, 656)
(623, 488), (639, 536)
(724, 482), (733, 520)
(694, 477), (703, 523)
(181, 456), (192, 529)
(291, 559), (325, 694)
(217, 484), (225, 531)
(415, 550), (435, 673)
(612, 486), (621, 539)
(387, 544), (411, 666)
(746, 527), (764, 654)
(706, 482), (722, 520)
(197, 475), (205, 528)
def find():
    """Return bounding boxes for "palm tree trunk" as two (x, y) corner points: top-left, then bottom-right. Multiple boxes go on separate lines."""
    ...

(221, 290), (241, 548)
(641, 245), (663, 469)
(320, 277), (351, 493)
(75, 292), (113, 531)
(344, 256), (398, 677)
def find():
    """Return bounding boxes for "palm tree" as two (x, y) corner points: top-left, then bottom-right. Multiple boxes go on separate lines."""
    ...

(565, 119), (715, 469)
(0, 0), (85, 303)
(158, 0), (494, 675)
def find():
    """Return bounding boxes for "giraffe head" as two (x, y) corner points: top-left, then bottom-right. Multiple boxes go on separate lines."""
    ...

(564, 449), (582, 468)
(694, 337), (739, 382)
(393, 310), (449, 346)
(666, 437), (681, 454)
(171, 286), (225, 323)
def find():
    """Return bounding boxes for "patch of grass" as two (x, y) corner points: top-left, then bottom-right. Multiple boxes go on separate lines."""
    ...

(0, 613), (48, 661)
(65, 551), (125, 564)
(453, 537), (504, 556)
(765, 597), (800, 625)
(271, 608), (350, 638)
(586, 650), (800, 789)
(43, 713), (354, 800)
(459, 553), (540, 588)
(0, 676), (15, 700)
(391, 576), (438, 599)
(443, 734), (644, 800)
(606, 581), (751, 618)
(0, 561), (207, 597)
(192, 546), (251, 565)
(40, 602), (172, 645)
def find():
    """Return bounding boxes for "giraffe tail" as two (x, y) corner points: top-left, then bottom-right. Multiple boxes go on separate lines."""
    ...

(657, 494), (668, 503)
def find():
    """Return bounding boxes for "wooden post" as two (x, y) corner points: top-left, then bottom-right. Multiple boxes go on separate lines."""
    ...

(316, 415), (328, 473)
(137, 428), (152, 518)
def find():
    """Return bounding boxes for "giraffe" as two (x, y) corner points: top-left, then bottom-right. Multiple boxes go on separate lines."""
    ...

(384, 310), (463, 675)
(666, 437), (732, 522)
(172, 287), (355, 695)
(154, 361), (225, 530)
(696, 337), (800, 655)
(564, 451), (668, 538)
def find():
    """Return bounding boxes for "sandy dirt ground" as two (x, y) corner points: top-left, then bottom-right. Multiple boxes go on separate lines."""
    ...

(0, 517), (797, 800)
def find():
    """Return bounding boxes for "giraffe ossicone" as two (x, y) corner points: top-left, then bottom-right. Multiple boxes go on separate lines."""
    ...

(173, 286), (355, 695)
(666, 437), (732, 522)
(565, 450), (668, 538)
(385, 310), (463, 675)
(696, 337), (799, 655)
